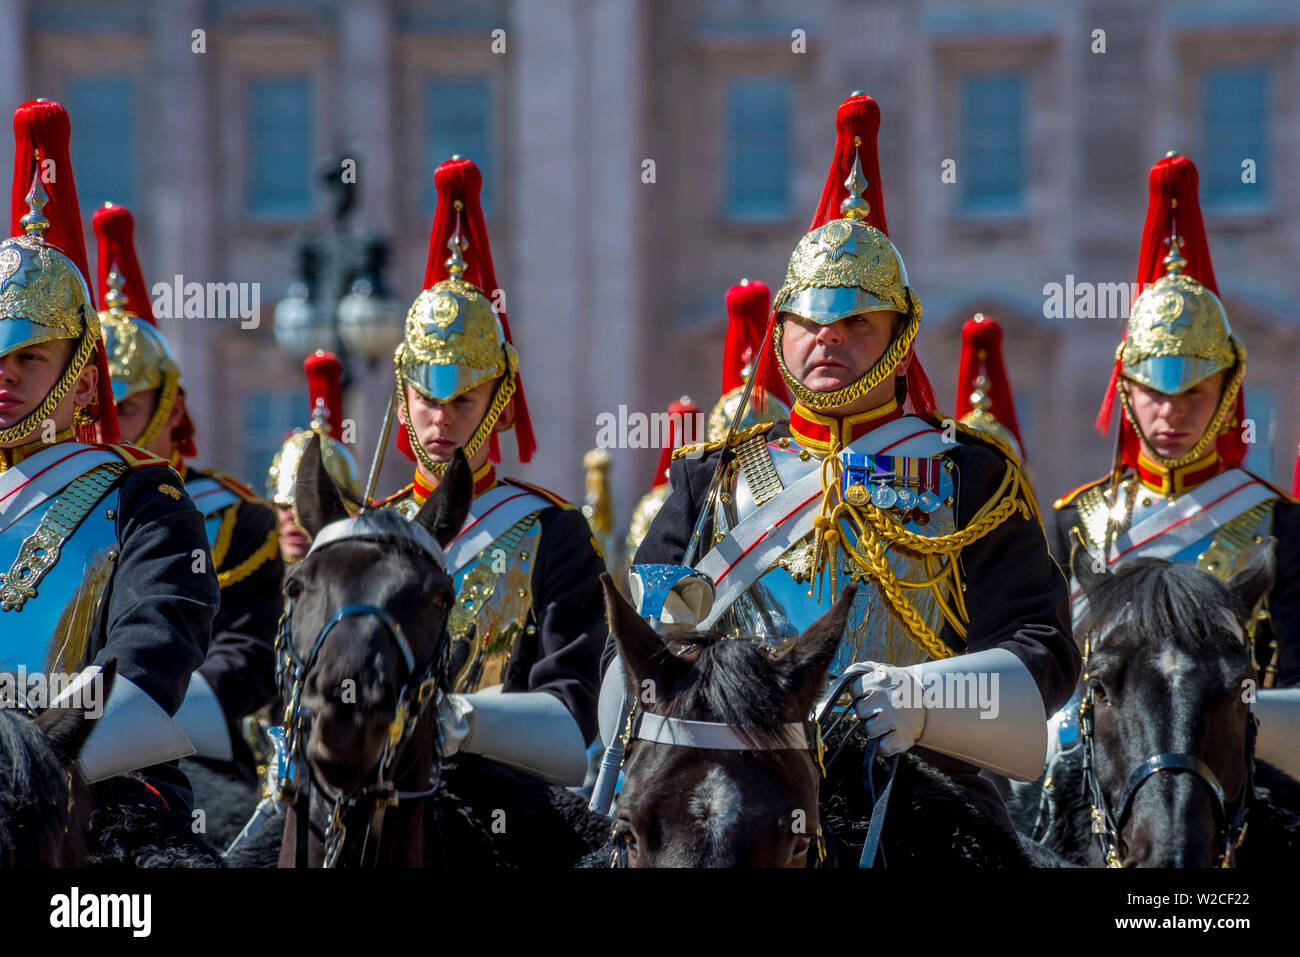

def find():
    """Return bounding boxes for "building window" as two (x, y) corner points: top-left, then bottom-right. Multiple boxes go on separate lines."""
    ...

(1244, 386), (1276, 482)
(724, 78), (791, 222)
(425, 79), (492, 214)
(247, 78), (314, 218)
(66, 77), (135, 209)
(1202, 68), (1269, 209)
(960, 73), (1025, 214)
(244, 389), (308, 486)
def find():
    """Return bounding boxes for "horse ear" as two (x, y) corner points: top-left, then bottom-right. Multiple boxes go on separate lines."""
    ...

(412, 447), (473, 547)
(1069, 533), (1109, 597)
(1225, 539), (1275, 632)
(37, 658), (117, 765)
(785, 583), (856, 714)
(294, 434), (350, 538)
(601, 573), (670, 697)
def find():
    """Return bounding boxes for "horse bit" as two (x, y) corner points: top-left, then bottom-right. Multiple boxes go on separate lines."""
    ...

(1078, 632), (1254, 868)
(274, 522), (448, 868)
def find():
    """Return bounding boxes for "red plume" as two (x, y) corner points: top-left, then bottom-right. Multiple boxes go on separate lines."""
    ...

(723, 280), (789, 410)
(11, 100), (119, 444)
(304, 351), (345, 441)
(650, 396), (702, 491)
(754, 93), (933, 418)
(400, 157), (534, 465)
(1097, 154), (1245, 469)
(955, 315), (1025, 452)
(93, 203), (156, 323)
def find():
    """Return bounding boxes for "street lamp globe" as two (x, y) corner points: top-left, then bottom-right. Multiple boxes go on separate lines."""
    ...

(274, 281), (336, 359)
(338, 276), (406, 364)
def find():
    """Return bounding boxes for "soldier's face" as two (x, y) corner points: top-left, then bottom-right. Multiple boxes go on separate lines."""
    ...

(115, 388), (158, 446)
(0, 338), (96, 446)
(277, 505), (310, 560)
(1127, 371), (1227, 460)
(780, 310), (904, 408)
(403, 378), (496, 467)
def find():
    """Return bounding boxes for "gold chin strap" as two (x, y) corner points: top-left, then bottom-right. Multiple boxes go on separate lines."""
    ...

(804, 433), (1030, 662)
(0, 317), (100, 447)
(773, 300), (920, 412)
(397, 369), (516, 479)
(1118, 339), (1246, 471)
(133, 369), (181, 451)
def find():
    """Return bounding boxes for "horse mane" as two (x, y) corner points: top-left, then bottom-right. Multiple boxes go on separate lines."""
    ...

(660, 635), (800, 750)
(1084, 557), (1249, 663)
(0, 708), (74, 866)
(332, 508), (445, 567)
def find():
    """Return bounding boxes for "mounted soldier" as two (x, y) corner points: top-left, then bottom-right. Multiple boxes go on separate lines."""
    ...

(1051, 152), (1300, 780)
(267, 349), (362, 563)
(0, 99), (218, 810)
(600, 93), (1078, 825)
(94, 201), (284, 779)
(369, 156), (606, 786)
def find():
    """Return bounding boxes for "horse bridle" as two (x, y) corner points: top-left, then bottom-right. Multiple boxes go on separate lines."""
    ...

(274, 514), (450, 868)
(1078, 632), (1255, 868)
(608, 669), (898, 868)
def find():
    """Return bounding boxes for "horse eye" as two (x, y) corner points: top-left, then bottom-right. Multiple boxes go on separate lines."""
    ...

(284, 578), (304, 599)
(1091, 682), (1108, 703)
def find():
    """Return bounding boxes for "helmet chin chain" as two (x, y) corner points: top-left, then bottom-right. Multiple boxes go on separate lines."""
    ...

(1117, 345), (1246, 471)
(398, 371), (516, 479)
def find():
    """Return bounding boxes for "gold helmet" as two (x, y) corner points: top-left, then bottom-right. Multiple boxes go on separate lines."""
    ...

(94, 203), (188, 452)
(268, 350), (361, 508)
(1, 101), (120, 449)
(765, 94), (933, 416)
(1100, 152), (1247, 472)
(394, 157), (533, 476)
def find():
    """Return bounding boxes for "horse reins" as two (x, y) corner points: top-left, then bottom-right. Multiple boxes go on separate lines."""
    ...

(1078, 632), (1255, 868)
(275, 516), (450, 868)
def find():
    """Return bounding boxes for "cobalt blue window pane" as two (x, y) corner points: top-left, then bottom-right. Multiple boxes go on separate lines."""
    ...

(961, 74), (1024, 213)
(725, 79), (791, 221)
(66, 77), (135, 209)
(1202, 68), (1269, 208)
(426, 79), (492, 215)
(247, 78), (313, 218)
(244, 389), (308, 484)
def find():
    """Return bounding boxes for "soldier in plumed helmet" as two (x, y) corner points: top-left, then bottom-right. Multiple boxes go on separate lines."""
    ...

(0, 100), (218, 811)
(94, 200), (284, 780)
(369, 156), (606, 786)
(1052, 152), (1300, 780)
(604, 94), (1078, 825)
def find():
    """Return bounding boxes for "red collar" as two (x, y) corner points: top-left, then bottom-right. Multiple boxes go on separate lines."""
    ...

(1136, 449), (1225, 496)
(412, 460), (497, 505)
(787, 399), (903, 454)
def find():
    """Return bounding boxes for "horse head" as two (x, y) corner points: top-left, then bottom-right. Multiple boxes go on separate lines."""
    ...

(286, 435), (470, 794)
(0, 657), (115, 866)
(602, 576), (854, 867)
(1071, 543), (1273, 867)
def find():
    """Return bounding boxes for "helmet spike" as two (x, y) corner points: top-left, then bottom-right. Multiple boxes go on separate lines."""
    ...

(19, 167), (49, 236)
(839, 137), (871, 220)
(104, 268), (129, 312)
(444, 199), (468, 278)
(1162, 229), (1186, 277)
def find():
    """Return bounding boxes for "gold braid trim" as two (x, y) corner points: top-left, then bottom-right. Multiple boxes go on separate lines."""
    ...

(0, 314), (99, 445)
(217, 529), (280, 588)
(671, 421), (775, 461)
(807, 451), (1031, 661)
(210, 503), (238, 570)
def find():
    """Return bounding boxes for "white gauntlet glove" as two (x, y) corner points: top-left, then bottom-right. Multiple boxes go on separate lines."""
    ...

(840, 661), (927, 757)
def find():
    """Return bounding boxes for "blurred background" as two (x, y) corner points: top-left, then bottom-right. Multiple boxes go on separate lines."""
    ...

(7, 0), (1299, 533)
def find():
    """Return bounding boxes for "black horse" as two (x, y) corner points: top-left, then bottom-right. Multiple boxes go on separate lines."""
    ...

(1009, 547), (1300, 867)
(274, 436), (606, 867)
(602, 578), (1043, 867)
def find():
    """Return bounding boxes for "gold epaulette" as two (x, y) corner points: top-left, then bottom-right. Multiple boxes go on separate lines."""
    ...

(502, 478), (573, 510)
(672, 421), (776, 461)
(1054, 476), (1110, 510)
(217, 528), (280, 588)
(105, 444), (171, 470)
(370, 484), (414, 509)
